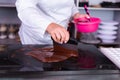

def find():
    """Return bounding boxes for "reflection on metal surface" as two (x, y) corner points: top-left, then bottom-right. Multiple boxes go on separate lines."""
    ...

(0, 44), (119, 72)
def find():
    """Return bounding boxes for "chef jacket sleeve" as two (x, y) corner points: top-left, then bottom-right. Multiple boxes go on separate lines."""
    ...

(71, 2), (80, 17)
(15, 0), (52, 38)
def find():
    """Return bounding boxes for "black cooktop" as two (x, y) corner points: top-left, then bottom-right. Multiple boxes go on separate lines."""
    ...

(0, 43), (119, 73)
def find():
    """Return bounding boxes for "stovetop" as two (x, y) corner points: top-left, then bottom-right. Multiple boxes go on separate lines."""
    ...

(0, 43), (119, 72)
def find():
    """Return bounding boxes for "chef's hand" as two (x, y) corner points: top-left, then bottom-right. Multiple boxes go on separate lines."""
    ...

(73, 13), (90, 20)
(46, 23), (70, 44)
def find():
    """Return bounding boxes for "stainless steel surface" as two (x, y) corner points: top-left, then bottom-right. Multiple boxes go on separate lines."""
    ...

(0, 44), (120, 79)
(0, 70), (120, 80)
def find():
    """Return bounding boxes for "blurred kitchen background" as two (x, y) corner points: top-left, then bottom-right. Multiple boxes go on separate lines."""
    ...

(75, 0), (120, 44)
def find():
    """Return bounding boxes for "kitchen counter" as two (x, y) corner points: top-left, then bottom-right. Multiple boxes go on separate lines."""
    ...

(0, 43), (120, 79)
(0, 70), (120, 80)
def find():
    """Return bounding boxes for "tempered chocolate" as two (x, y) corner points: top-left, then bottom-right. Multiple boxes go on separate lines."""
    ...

(26, 43), (78, 63)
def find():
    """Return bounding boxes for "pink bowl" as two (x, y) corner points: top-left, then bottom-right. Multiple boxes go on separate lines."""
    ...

(74, 17), (101, 33)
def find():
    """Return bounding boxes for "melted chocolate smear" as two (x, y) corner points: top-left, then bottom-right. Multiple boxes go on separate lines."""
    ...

(26, 44), (78, 63)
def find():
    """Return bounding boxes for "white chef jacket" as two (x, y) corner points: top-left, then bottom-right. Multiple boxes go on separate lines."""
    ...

(15, 0), (79, 45)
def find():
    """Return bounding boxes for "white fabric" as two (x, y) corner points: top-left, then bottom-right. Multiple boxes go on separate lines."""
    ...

(15, 0), (79, 45)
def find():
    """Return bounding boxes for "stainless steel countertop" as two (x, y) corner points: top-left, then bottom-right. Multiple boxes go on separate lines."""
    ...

(0, 44), (120, 79)
(0, 70), (120, 80)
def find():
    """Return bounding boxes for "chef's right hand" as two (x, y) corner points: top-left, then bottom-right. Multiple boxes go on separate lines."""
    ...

(46, 23), (70, 44)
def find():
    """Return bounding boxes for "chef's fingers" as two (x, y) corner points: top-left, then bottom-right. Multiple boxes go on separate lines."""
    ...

(46, 23), (70, 43)
(55, 31), (62, 43)
(56, 30), (65, 43)
(59, 30), (69, 43)
(51, 32), (63, 44)
(51, 33), (58, 43)
(54, 31), (65, 44)
(64, 30), (69, 43)
(81, 14), (90, 18)
(51, 30), (69, 44)
(74, 13), (90, 20)
(54, 27), (70, 44)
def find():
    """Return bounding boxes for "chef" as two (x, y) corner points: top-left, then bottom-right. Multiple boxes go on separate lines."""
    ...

(15, 0), (89, 45)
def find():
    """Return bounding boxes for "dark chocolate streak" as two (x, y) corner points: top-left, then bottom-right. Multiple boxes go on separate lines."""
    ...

(26, 44), (78, 63)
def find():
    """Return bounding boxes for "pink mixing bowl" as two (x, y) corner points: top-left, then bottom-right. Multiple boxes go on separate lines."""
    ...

(74, 17), (101, 33)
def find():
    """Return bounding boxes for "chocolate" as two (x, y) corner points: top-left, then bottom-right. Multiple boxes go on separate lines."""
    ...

(26, 44), (78, 63)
